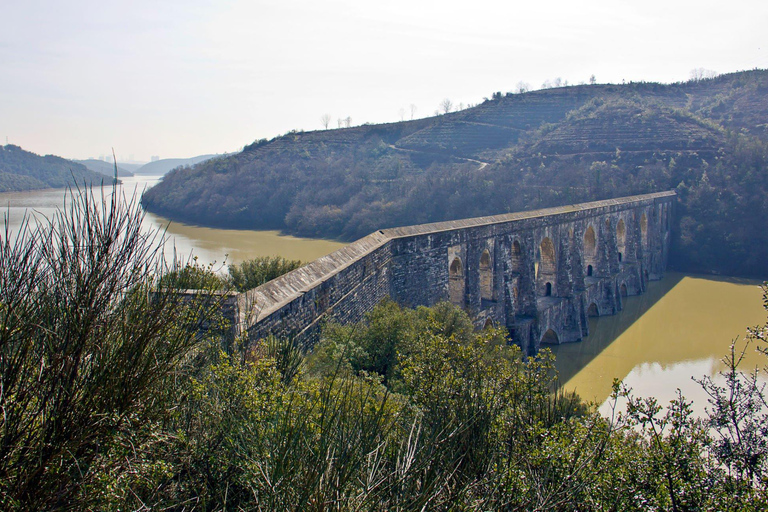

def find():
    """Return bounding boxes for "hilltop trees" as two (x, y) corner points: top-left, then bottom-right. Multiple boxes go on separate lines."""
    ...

(142, 69), (768, 278)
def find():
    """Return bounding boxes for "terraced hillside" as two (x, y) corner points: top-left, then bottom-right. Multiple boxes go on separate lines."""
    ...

(143, 69), (768, 276)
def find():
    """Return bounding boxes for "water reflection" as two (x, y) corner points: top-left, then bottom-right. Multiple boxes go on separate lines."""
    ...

(552, 273), (766, 416)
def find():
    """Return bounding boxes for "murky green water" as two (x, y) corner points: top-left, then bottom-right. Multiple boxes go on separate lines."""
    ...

(0, 176), (346, 266)
(552, 273), (767, 416)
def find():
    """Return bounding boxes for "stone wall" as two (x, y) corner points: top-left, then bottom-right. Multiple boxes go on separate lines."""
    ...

(243, 191), (675, 351)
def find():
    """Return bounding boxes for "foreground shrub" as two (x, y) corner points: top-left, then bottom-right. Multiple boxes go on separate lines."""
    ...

(0, 188), (224, 509)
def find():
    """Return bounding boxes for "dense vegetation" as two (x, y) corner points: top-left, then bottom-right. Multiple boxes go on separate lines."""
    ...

(0, 144), (108, 192)
(167, 255), (304, 292)
(143, 70), (768, 277)
(3, 190), (768, 509)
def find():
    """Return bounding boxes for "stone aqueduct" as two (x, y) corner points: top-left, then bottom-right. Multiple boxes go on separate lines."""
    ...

(239, 191), (674, 354)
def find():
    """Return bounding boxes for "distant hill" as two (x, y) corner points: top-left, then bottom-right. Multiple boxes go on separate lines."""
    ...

(133, 154), (226, 176)
(76, 159), (134, 178)
(0, 145), (113, 192)
(116, 162), (145, 173)
(142, 69), (768, 277)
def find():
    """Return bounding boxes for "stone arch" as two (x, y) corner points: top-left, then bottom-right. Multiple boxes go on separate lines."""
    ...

(483, 318), (493, 330)
(539, 238), (556, 274)
(640, 213), (649, 250)
(511, 240), (523, 274)
(541, 328), (559, 345)
(587, 303), (600, 317)
(616, 218), (626, 263)
(583, 225), (597, 276)
(479, 249), (493, 301)
(545, 282), (552, 296)
(449, 257), (465, 305)
(538, 237), (556, 296)
(620, 283), (628, 297)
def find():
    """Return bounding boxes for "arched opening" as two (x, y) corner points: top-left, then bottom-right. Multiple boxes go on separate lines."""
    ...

(583, 226), (597, 277)
(587, 303), (599, 317)
(479, 249), (493, 301)
(483, 318), (493, 330)
(640, 213), (648, 250)
(616, 219), (626, 263)
(449, 257), (465, 305)
(620, 284), (628, 297)
(511, 240), (523, 274)
(541, 328), (559, 345)
(538, 237), (556, 296)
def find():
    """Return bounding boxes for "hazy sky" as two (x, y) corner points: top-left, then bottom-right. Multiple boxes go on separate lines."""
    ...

(2, 0), (766, 162)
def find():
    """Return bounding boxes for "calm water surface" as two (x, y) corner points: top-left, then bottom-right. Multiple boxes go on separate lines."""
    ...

(0, 176), (346, 266)
(552, 273), (767, 416)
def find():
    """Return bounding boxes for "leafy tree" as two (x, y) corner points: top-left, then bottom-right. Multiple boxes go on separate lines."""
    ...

(228, 255), (303, 292)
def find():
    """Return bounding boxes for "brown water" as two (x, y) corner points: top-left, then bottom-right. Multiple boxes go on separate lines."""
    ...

(552, 273), (767, 416)
(0, 176), (346, 266)
(4, 181), (766, 415)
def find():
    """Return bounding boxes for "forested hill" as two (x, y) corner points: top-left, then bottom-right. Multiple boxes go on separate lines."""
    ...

(0, 145), (110, 192)
(142, 69), (768, 277)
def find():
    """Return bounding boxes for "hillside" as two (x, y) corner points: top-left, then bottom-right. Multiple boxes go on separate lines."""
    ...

(0, 145), (113, 192)
(142, 69), (768, 277)
(76, 159), (134, 178)
(133, 154), (227, 176)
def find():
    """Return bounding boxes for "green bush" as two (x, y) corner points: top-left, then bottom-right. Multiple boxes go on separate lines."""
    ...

(228, 255), (303, 292)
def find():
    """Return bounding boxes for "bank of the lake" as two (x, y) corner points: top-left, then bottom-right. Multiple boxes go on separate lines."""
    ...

(552, 273), (767, 416)
(0, 176), (346, 266)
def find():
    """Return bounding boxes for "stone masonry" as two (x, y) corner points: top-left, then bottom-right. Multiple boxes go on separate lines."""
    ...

(241, 191), (674, 354)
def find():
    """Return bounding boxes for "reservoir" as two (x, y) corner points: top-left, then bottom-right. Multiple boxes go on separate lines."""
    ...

(552, 273), (767, 416)
(0, 176), (346, 266)
(2, 179), (765, 413)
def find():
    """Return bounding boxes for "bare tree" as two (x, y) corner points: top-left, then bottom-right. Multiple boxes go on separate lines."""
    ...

(399, 107), (406, 121)
(690, 68), (717, 82)
(589, 74), (596, 85)
(410, 104), (417, 119)
(439, 98), (453, 114)
(337, 118), (343, 128)
(321, 114), (331, 129)
(344, 116), (352, 128)
(515, 81), (530, 94)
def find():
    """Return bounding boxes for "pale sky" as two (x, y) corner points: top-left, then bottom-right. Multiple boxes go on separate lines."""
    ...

(1, 0), (766, 162)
